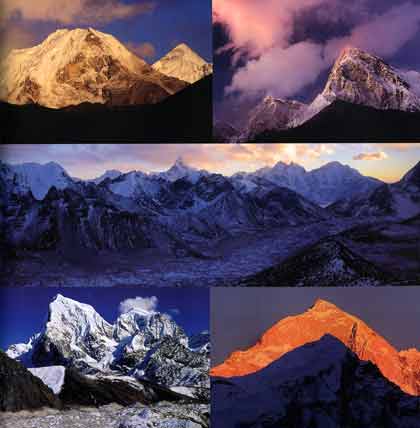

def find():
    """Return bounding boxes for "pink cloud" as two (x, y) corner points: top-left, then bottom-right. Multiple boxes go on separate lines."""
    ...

(217, 1), (420, 98)
(325, 2), (420, 62)
(227, 41), (325, 98)
(213, 0), (331, 55)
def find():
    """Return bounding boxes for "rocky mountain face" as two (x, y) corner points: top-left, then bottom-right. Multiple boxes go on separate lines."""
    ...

(7, 295), (209, 399)
(0, 28), (212, 109)
(212, 335), (420, 428)
(0, 351), (61, 411)
(331, 161), (420, 220)
(240, 96), (307, 140)
(152, 43), (212, 84)
(229, 46), (420, 141)
(211, 299), (420, 396)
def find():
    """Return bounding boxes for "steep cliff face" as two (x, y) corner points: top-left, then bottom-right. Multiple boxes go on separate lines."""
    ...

(211, 299), (420, 396)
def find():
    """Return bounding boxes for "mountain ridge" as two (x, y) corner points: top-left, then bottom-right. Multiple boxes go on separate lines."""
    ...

(225, 46), (420, 142)
(0, 27), (211, 109)
(211, 299), (420, 396)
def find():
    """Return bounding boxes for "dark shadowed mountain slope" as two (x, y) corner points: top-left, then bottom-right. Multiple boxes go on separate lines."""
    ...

(0, 351), (61, 412)
(0, 75), (212, 143)
(239, 238), (390, 287)
(254, 100), (420, 142)
(212, 336), (420, 428)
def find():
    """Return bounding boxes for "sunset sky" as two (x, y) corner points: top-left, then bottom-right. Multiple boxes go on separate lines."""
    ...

(211, 287), (420, 365)
(214, 0), (420, 124)
(1, 0), (212, 61)
(2, 143), (420, 183)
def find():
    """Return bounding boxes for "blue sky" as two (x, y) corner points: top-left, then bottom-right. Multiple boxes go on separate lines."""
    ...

(0, 287), (209, 350)
(3, 0), (211, 61)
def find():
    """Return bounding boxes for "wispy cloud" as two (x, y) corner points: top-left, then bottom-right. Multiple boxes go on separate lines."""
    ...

(3, 0), (155, 25)
(126, 41), (156, 59)
(353, 151), (388, 161)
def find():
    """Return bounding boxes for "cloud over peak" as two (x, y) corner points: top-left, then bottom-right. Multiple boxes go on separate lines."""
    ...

(216, 1), (420, 99)
(119, 296), (158, 314)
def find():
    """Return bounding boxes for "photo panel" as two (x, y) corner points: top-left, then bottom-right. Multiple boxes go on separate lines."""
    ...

(213, 0), (420, 142)
(211, 286), (420, 426)
(0, 0), (213, 143)
(1, 143), (419, 287)
(0, 286), (210, 426)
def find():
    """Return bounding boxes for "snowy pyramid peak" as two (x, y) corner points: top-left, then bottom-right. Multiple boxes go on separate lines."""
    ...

(322, 45), (420, 112)
(152, 43), (212, 84)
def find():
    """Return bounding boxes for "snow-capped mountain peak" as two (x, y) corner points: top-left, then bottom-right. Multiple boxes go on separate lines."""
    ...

(47, 294), (114, 343)
(322, 45), (420, 112)
(152, 43), (213, 84)
(0, 27), (185, 108)
(158, 157), (207, 183)
(6, 295), (209, 398)
(5, 161), (73, 200)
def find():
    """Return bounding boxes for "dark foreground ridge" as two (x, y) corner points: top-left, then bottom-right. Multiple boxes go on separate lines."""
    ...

(0, 76), (212, 143)
(254, 100), (420, 142)
(212, 335), (420, 428)
(0, 351), (61, 412)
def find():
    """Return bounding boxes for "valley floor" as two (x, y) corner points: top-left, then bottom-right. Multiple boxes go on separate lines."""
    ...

(2, 219), (418, 287)
(0, 402), (209, 428)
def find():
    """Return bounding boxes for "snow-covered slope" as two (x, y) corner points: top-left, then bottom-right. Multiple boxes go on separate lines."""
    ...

(212, 335), (420, 428)
(1, 161), (73, 200)
(0, 28), (186, 108)
(234, 160), (381, 206)
(28, 366), (66, 394)
(7, 295), (209, 397)
(152, 43), (212, 84)
(90, 170), (122, 184)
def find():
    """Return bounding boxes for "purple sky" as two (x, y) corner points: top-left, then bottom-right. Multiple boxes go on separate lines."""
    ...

(211, 287), (420, 366)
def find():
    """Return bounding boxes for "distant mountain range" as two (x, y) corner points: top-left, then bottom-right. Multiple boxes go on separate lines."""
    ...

(6, 294), (209, 402)
(0, 28), (212, 142)
(212, 300), (420, 427)
(1, 159), (419, 285)
(215, 47), (420, 141)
